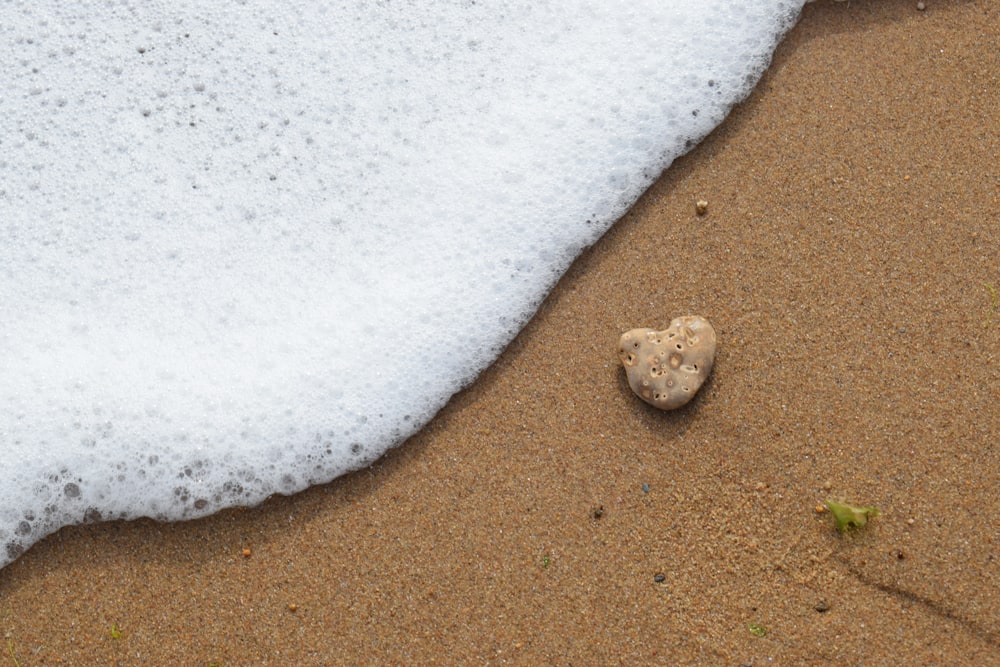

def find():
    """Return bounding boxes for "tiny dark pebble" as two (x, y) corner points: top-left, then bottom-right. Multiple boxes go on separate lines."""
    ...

(815, 600), (830, 613)
(591, 505), (604, 520)
(641, 483), (650, 494)
(653, 574), (666, 583)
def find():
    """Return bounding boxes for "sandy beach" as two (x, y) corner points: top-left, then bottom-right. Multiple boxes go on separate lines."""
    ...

(2, 0), (997, 664)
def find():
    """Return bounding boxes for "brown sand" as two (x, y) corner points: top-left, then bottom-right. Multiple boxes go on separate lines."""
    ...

(2, 0), (997, 664)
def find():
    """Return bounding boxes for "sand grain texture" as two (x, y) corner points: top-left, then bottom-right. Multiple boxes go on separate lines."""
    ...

(2, 0), (997, 664)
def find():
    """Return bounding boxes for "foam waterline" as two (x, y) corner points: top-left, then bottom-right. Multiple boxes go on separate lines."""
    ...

(0, 1), (805, 567)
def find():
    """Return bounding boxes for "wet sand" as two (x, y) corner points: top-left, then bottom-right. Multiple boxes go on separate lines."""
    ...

(2, 0), (997, 664)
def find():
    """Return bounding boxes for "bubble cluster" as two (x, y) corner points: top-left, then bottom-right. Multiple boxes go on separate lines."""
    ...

(0, 0), (804, 567)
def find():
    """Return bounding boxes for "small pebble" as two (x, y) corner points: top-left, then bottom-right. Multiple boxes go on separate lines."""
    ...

(815, 599), (830, 613)
(288, 604), (298, 612)
(242, 548), (252, 558)
(695, 199), (709, 215)
(653, 573), (666, 583)
(641, 482), (650, 494)
(916, 1), (926, 9)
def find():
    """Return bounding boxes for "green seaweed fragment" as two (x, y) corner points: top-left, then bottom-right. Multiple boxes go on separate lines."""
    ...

(748, 622), (768, 638)
(541, 554), (551, 569)
(6, 639), (21, 667)
(110, 623), (122, 640)
(824, 499), (879, 531)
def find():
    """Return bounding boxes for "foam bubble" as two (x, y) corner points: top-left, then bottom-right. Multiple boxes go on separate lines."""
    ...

(0, 0), (804, 566)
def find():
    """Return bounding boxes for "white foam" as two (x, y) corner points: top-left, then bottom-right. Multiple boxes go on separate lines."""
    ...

(0, 0), (804, 567)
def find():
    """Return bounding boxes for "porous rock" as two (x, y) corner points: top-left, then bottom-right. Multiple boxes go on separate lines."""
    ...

(618, 316), (717, 410)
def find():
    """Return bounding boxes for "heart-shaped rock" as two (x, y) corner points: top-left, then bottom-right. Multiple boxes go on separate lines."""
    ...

(618, 316), (717, 410)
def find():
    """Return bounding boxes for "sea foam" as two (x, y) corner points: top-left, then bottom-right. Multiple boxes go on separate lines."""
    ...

(0, 0), (805, 568)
